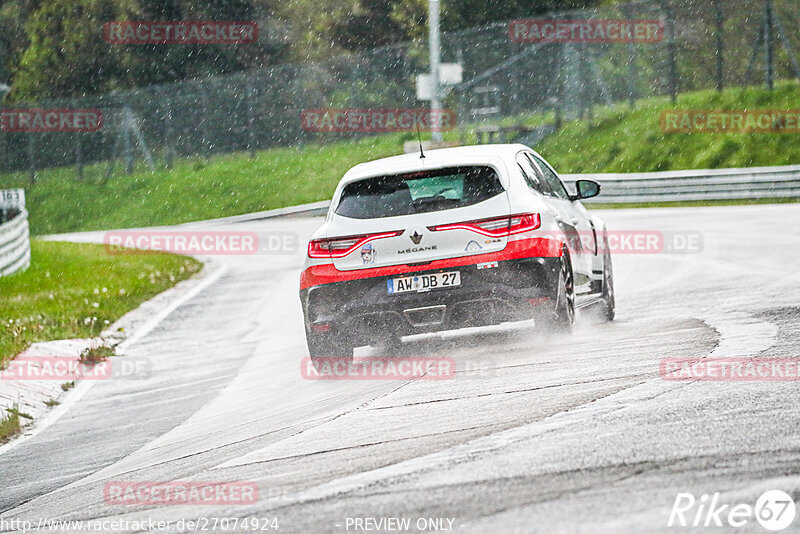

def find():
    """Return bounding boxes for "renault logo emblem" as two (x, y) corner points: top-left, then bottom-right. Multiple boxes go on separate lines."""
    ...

(409, 231), (423, 245)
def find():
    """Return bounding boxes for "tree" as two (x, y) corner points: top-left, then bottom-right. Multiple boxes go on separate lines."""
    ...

(441, 0), (600, 31)
(116, 0), (279, 86)
(4, 0), (608, 101)
(0, 1), (39, 99)
(10, 0), (283, 101)
(331, 0), (604, 49)
(330, 0), (408, 51)
(12, 0), (122, 101)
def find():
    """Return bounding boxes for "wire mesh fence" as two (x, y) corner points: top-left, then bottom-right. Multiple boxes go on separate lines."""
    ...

(1, 0), (798, 179)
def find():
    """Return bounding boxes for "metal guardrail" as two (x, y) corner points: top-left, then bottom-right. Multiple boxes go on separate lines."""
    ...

(0, 209), (31, 277)
(567, 165), (800, 204)
(207, 165), (800, 224)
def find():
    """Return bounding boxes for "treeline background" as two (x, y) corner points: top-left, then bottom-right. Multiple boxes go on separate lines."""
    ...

(0, 0), (605, 102)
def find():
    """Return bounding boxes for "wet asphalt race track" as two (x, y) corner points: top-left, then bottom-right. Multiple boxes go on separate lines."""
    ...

(1, 203), (799, 533)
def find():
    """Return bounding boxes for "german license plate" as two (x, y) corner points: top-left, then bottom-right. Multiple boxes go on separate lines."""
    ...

(387, 271), (461, 294)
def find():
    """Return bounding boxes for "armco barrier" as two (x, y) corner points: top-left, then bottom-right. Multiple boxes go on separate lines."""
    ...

(0, 209), (31, 276)
(568, 165), (800, 204)
(234, 165), (800, 222)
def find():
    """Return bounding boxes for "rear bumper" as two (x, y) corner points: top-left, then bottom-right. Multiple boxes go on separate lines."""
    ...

(300, 255), (561, 345)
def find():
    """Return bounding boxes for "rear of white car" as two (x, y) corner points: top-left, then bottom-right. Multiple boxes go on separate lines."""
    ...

(299, 145), (607, 358)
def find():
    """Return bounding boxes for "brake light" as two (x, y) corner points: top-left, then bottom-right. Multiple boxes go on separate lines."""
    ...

(428, 213), (540, 237)
(308, 230), (402, 258)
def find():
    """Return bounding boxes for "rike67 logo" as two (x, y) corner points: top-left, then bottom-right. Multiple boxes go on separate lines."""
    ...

(669, 490), (796, 531)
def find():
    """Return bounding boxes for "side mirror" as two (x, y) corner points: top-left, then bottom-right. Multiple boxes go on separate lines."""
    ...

(572, 179), (600, 200)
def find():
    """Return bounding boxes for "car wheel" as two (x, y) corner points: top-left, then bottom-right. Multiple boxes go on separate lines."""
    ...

(306, 329), (354, 371)
(599, 244), (615, 321)
(537, 248), (575, 333)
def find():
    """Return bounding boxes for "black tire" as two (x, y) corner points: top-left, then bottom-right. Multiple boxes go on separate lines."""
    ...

(306, 329), (354, 371)
(537, 249), (575, 333)
(552, 249), (576, 332)
(599, 244), (616, 321)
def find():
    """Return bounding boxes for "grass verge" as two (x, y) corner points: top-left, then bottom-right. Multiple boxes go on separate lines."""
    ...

(0, 240), (201, 365)
(0, 407), (21, 443)
(1, 135), (407, 235)
(80, 345), (115, 366)
(538, 82), (800, 173)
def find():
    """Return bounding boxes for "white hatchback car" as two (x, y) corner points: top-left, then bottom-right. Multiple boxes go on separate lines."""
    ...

(299, 144), (614, 360)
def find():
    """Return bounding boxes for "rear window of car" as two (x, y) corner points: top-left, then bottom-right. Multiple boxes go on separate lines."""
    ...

(335, 166), (505, 219)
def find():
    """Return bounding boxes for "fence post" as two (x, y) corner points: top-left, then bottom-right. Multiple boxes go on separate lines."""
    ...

(663, 2), (678, 103)
(456, 47), (466, 142)
(577, 47), (588, 119)
(457, 88), (466, 145)
(714, 0), (724, 92)
(123, 107), (134, 174)
(623, 5), (638, 109)
(200, 83), (211, 160)
(763, 0), (774, 91)
(75, 132), (83, 180)
(164, 90), (175, 169)
(555, 44), (565, 130)
(27, 133), (36, 185)
(246, 77), (256, 158)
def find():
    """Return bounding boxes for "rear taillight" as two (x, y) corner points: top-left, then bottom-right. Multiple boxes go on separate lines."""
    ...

(308, 230), (402, 258)
(428, 213), (540, 237)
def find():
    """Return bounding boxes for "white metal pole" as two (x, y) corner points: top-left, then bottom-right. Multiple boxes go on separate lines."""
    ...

(429, 0), (443, 143)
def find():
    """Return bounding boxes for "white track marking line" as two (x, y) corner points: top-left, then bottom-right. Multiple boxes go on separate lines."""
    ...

(0, 263), (228, 457)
